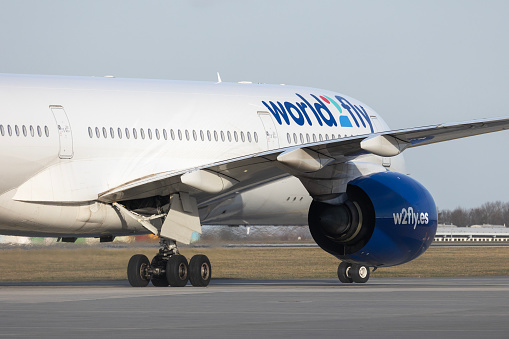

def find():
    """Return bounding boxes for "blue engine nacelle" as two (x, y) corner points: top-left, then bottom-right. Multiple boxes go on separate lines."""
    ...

(308, 172), (437, 267)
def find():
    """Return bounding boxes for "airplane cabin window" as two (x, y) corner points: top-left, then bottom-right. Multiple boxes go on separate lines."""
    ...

(234, 131), (238, 142)
(88, 127), (93, 138)
(287, 133), (291, 144)
(200, 130), (204, 141)
(95, 127), (100, 138)
(227, 131), (232, 142)
(220, 131), (225, 142)
(110, 127), (115, 139)
(125, 128), (130, 139)
(133, 128), (138, 139)
(293, 133), (297, 144)
(22, 125), (27, 137)
(178, 129), (182, 140)
(241, 131), (245, 142)
(118, 128), (123, 139)
(207, 130), (211, 141)
(319, 134), (323, 141)
(214, 130), (218, 141)
(102, 127), (107, 138)
(313, 134), (317, 142)
(45, 126), (49, 137)
(185, 130), (190, 141)
(37, 126), (42, 137)
(300, 133), (304, 144)
(148, 128), (153, 140)
(140, 128), (145, 139)
(325, 134), (329, 140)
(170, 129), (175, 140)
(0, 125), (4, 136)
(247, 132), (252, 142)
(163, 129), (167, 140)
(254, 132), (258, 143)
(155, 129), (160, 140)
(192, 130), (197, 141)
(306, 133), (310, 143)
(331, 134), (335, 139)
(15, 125), (20, 137)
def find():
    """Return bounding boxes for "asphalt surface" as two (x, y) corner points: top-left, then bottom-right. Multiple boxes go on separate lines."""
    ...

(1, 277), (508, 338)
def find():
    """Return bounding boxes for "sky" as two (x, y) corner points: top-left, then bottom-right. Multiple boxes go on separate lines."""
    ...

(0, 0), (508, 209)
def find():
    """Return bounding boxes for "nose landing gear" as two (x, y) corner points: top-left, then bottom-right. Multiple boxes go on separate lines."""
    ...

(127, 238), (211, 287)
(337, 261), (370, 283)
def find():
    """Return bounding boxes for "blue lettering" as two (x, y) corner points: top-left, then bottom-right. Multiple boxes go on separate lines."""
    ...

(353, 105), (374, 133)
(335, 96), (360, 128)
(284, 102), (305, 126)
(310, 95), (337, 127)
(296, 94), (323, 126)
(262, 101), (290, 125)
(295, 102), (313, 126)
(261, 94), (372, 131)
(339, 116), (353, 127)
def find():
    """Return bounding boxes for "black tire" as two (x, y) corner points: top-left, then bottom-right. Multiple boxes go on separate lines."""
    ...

(337, 261), (353, 283)
(189, 255), (212, 287)
(166, 255), (189, 287)
(350, 264), (370, 283)
(151, 254), (169, 287)
(127, 254), (150, 287)
(151, 276), (169, 287)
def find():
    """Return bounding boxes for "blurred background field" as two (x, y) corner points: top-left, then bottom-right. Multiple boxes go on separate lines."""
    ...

(0, 246), (508, 282)
(1, 225), (509, 282)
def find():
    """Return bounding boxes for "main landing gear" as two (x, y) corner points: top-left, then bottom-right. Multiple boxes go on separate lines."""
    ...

(337, 261), (371, 283)
(127, 238), (211, 287)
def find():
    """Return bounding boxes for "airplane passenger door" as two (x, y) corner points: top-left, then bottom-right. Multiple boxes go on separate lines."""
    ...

(258, 112), (280, 150)
(50, 106), (74, 159)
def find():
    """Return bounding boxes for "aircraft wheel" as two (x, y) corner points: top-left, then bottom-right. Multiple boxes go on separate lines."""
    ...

(337, 261), (353, 283)
(350, 264), (370, 283)
(151, 255), (169, 287)
(151, 277), (169, 287)
(189, 255), (212, 287)
(127, 254), (150, 287)
(166, 255), (189, 287)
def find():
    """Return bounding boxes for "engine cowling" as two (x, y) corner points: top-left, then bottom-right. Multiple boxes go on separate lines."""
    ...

(308, 172), (437, 267)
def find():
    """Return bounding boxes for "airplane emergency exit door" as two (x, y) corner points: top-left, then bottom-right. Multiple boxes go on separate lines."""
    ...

(51, 106), (74, 159)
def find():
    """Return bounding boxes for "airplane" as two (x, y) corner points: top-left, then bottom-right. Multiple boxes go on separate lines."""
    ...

(0, 73), (508, 287)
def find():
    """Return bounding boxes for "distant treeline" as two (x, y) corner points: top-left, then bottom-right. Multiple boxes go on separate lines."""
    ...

(439, 201), (509, 227)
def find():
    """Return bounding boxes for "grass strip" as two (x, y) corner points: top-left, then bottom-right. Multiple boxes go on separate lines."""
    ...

(0, 246), (508, 282)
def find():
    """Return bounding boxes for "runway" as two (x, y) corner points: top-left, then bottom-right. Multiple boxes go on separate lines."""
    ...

(1, 277), (509, 338)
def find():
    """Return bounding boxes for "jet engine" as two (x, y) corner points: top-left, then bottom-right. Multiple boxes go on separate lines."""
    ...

(308, 171), (437, 268)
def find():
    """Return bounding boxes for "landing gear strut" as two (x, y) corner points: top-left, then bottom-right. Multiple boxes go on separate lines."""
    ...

(337, 261), (370, 283)
(127, 238), (211, 287)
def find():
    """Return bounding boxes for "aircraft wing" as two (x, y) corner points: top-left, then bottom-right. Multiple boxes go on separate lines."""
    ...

(98, 116), (509, 204)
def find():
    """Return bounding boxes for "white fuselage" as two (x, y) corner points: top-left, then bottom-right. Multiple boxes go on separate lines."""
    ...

(0, 74), (403, 237)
